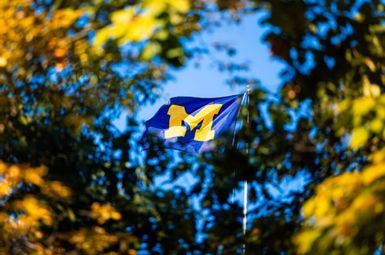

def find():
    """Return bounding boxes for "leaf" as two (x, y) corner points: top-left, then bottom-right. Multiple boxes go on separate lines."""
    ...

(169, 0), (190, 13)
(143, 0), (168, 15)
(111, 8), (135, 24)
(352, 97), (375, 117)
(350, 127), (369, 149)
(364, 58), (376, 72)
(362, 163), (385, 184)
(141, 42), (161, 60)
(370, 149), (385, 163)
(295, 230), (321, 254)
(120, 14), (158, 43)
(369, 118), (382, 133)
(93, 28), (111, 51)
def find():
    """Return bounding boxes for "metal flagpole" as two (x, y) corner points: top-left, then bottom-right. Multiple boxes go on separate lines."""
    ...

(242, 179), (248, 254)
(231, 85), (250, 254)
(242, 85), (250, 255)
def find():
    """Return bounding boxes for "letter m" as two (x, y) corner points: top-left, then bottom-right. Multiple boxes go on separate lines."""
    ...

(164, 104), (223, 142)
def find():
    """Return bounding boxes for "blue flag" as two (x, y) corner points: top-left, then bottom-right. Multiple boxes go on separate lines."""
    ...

(141, 94), (242, 154)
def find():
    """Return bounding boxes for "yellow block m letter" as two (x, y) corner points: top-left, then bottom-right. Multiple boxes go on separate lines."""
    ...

(164, 104), (223, 142)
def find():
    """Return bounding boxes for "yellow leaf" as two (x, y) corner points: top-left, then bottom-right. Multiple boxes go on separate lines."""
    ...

(364, 58), (376, 72)
(294, 230), (321, 254)
(351, 193), (382, 214)
(168, 0), (191, 13)
(0, 162), (7, 174)
(143, 0), (168, 15)
(335, 210), (356, 236)
(111, 8), (135, 25)
(371, 149), (385, 163)
(0, 180), (12, 198)
(46, 181), (72, 198)
(16, 196), (52, 226)
(141, 42), (161, 60)
(352, 97), (375, 116)
(143, 0), (190, 15)
(349, 127), (369, 149)
(8, 165), (20, 180)
(90, 202), (121, 224)
(370, 85), (381, 97)
(121, 14), (158, 43)
(24, 166), (47, 186)
(51, 8), (82, 28)
(0, 56), (7, 67)
(376, 105), (385, 119)
(93, 28), (111, 51)
(93, 8), (136, 51)
(362, 163), (385, 184)
(369, 118), (383, 133)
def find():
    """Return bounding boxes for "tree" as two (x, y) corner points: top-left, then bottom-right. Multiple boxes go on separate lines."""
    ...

(193, 0), (385, 254)
(0, 0), (201, 254)
(2, 0), (385, 254)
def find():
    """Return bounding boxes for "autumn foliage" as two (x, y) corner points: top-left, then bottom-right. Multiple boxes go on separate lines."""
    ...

(2, 0), (385, 254)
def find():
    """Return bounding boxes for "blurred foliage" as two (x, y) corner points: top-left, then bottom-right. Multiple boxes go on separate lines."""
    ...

(240, 0), (385, 254)
(296, 149), (385, 254)
(2, 0), (385, 254)
(0, 161), (135, 254)
(0, 0), (203, 254)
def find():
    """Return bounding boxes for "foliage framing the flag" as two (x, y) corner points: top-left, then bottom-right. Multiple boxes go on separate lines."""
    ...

(2, 0), (385, 254)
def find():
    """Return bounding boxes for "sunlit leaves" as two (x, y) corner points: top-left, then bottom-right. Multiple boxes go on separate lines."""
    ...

(0, 162), (67, 253)
(143, 0), (191, 14)
(15, 196), (53, 226)
(0, 161), (137, 254)
(94, 8), (136, 49)
(350, 127), (370, 150)
(352, 97), (375, 117)
(93, 4), (164, 49)
(0, 1), (82, 71)
(48, 181), (72, 199)
(141, 42), (162, 61)
(0, 163), (47, 198)
(69, 227), (137, 255)
(90, 202), (122, 224)
(297, 40), (385, 251)
(296, 153), (385, 254)
(93, 0), (193, 65)
(8, 0), (385, 253)
(336, 91), (385, 149)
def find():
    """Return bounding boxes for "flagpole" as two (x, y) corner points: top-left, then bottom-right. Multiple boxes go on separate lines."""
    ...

(242, 84), (250, 255)
(242, 180), (248, 254)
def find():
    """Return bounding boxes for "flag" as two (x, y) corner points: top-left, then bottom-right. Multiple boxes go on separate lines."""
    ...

(141, 94), (242, 154)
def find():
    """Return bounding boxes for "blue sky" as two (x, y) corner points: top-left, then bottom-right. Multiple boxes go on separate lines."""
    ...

(115, 12), (284, 129)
